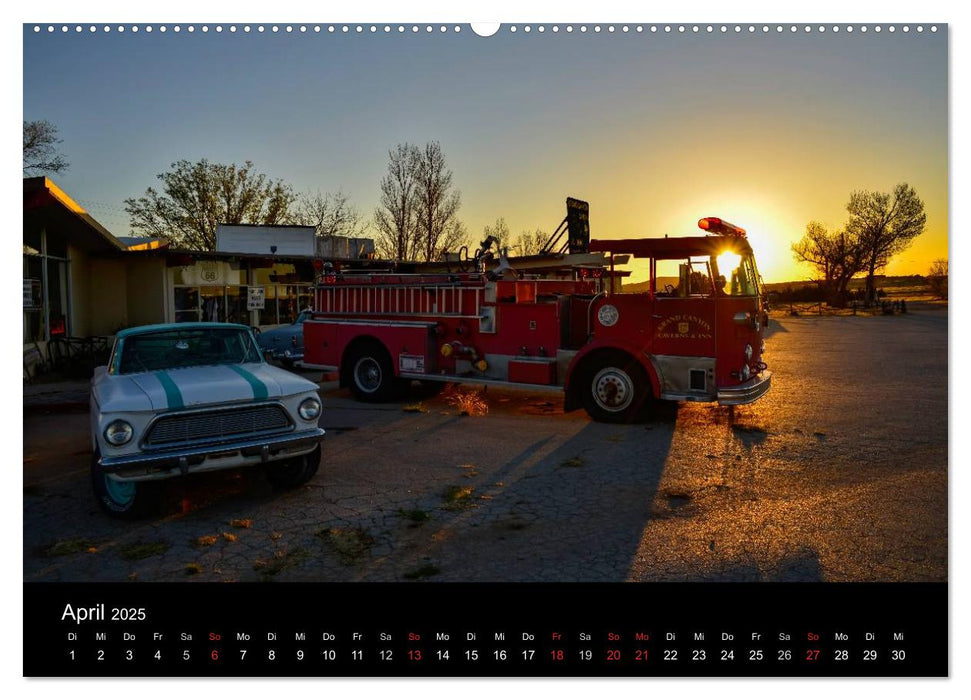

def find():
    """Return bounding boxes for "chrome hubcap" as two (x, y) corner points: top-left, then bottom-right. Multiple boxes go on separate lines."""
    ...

(354, 357), (382, 393)
(592, 367), (634, 412)
(104, 475), (135, 506)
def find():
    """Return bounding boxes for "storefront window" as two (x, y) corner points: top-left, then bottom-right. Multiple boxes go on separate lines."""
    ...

(225, 286), (248, 325)
(23, 249), (70, 343)
(257, 285), (279, 326)
(170, 259), (313, 328)
(200, 286), (226, 323)
(174, 287), (200, 322)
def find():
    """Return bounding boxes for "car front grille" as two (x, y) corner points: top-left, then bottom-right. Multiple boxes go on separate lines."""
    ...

(144, 404), (292, 448)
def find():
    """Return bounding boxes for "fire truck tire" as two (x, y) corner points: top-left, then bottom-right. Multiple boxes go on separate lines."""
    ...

(266, 445), (321, 489)
(579, 353), (651, 423)
(345, 341), (400, 402)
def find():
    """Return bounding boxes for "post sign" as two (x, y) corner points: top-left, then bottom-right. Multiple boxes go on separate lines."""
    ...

(247, 286), (266, 311)
(566, 197), (590, 254)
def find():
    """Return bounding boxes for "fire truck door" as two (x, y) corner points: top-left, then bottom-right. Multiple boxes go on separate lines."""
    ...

(650, 264), (717, 395)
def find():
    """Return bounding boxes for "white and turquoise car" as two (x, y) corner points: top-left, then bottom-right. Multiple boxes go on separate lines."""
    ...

(90, 322), (325, 517)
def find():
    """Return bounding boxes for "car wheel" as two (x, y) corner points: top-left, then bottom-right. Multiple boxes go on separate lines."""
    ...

(345, 341), (402, 402)
(580, 353), (651, 423)
(90, 451), (157, 519)
(266, 445), (321, 489)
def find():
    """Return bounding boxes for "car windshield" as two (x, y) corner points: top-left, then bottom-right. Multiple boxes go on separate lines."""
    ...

(117, 327), (262, 374)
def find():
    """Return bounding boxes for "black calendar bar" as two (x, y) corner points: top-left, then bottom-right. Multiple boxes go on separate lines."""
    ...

(24, 582), (947, 677)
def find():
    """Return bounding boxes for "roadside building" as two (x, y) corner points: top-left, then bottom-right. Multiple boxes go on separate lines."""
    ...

(23, 177), (371, 373)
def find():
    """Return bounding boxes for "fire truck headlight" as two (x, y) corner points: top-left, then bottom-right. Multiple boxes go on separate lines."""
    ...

(740, 365), (751, 381)
(298, 397), (322, 421)
(744, 344), (753, 362)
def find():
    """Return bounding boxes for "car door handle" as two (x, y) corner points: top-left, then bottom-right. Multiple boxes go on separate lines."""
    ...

(652, 314), (663, 319)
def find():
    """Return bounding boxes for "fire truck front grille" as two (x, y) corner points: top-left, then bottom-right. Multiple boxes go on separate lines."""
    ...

(144, 405), (292, 447)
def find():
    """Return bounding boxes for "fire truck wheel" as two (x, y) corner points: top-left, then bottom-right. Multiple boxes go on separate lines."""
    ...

(580, 354), (650, 423)
(266, 445), (321, 489)
(346, 341), (398, 402)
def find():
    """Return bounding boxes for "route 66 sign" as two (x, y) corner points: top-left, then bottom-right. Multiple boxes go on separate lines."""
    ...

(597, 304), (619, 327)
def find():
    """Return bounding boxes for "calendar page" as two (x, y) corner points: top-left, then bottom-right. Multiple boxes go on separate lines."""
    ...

(21, 9), (950, 681)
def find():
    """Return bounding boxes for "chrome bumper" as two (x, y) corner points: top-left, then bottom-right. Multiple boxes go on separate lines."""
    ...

(717, 371), (772, 406)
(99, 428), (325, 481)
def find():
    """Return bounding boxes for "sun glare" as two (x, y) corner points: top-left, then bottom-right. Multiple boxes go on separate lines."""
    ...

(716, 250), (742, 276)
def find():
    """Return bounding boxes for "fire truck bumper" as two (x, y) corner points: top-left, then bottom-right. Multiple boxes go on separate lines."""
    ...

(717, 371), (772, 406)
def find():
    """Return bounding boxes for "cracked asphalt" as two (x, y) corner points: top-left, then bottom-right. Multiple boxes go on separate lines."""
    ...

(23, 307), (947, 583)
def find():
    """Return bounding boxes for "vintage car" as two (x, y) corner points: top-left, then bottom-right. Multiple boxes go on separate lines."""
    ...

(255, 311), (309, 367)
(90, 322), (325, 517)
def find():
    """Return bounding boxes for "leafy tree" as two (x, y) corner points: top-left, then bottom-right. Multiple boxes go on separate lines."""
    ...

(927, 258), (948, 299)
(293, 190), (364, 239)
(846, 183), (927, 303)
(124, 159), (295, 251)
(373, 144), (419, 260)
(23, 120), (69, 175)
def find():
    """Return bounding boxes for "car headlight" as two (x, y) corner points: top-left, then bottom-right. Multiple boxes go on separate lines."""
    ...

(298, 397), (322, 421)
(104, 420), (134, 446)
(745, 344), (753, 362)
(740, 365), (751, 381)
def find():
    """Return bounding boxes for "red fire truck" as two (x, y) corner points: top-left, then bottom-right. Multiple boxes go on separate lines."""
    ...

(303, 204), (770, 422)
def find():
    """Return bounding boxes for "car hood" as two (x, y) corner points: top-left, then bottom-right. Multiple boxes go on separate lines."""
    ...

(95, 363), (318, 412)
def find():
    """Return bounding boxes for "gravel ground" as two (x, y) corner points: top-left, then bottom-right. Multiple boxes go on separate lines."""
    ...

(23, 306), (947, 583)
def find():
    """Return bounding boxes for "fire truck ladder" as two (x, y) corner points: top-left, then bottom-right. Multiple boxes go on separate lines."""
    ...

(316, 279), (486, 320)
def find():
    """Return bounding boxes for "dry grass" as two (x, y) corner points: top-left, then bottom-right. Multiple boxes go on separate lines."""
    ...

(118, 540), (170, 561)
(44, 539), (97, 556)
(317, 528), (375, 564)
(230, 518), (253, 529)
(193, 535), (219, 547)
(253, 547), (311, 576)
(442, 387), (488, 416)
(403, 563), (441, 580)
(442, 485), (475, 510)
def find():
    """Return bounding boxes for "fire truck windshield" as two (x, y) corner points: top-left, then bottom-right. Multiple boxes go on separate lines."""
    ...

(716, 253), (760, 297)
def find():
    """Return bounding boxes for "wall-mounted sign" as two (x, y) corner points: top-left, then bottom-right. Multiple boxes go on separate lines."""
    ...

(23, 279), (41, 309)
(247, 286), (266, 311)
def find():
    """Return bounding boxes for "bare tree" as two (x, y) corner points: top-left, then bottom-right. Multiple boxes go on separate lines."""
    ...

(482, 217), (511, 253)
(373, 144), (419, 260)
(927, 258), (948, 299)
(513, 228), (547, 256)
(791, 221), (865, 305)
(24, 120), (69, 175)
(124, 159), (296, 251)
(414, 142), (464, 261)
(293, 190), (364, 239)
(846, 183), (927, 303)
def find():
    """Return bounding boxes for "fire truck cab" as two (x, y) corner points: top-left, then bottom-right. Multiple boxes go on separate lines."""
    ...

(303, 215), (770, 423)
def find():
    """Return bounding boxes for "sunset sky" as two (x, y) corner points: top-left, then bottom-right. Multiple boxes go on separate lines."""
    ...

(22, 24), (947, 282)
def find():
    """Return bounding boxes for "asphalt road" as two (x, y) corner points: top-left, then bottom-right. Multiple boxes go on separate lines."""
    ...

(23, 307), (947, 583)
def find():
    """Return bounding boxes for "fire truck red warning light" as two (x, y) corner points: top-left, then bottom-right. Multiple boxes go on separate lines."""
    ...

(698, 217), (747, 237)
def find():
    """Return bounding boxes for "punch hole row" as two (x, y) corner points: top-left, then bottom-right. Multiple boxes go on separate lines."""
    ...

(32, 24), (939, 35)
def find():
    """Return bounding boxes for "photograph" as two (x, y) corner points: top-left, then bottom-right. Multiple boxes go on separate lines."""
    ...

(20, 17), (949, 678)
